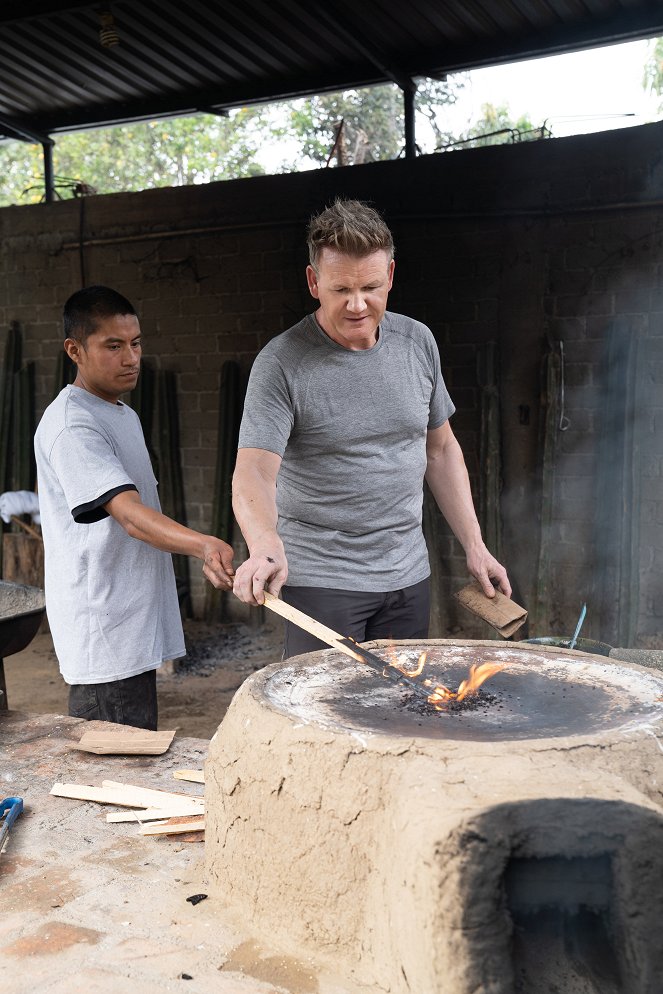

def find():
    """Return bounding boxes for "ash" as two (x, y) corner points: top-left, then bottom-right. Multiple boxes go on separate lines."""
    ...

(177, 619), (283, 678)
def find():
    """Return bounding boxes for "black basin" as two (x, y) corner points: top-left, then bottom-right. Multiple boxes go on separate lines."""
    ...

(0, 580), (46, 657)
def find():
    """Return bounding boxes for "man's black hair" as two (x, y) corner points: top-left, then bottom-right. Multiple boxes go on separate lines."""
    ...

(63, 285), (137, 344)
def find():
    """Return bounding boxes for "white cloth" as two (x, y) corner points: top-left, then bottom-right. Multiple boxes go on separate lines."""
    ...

(0, 490), (40, 525)
(34, 385), (185, 685)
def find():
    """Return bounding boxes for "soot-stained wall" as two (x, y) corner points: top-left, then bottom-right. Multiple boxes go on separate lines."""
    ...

(1, 121), (662, 644)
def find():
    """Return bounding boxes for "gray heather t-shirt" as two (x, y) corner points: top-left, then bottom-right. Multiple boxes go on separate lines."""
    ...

(238, 310), (455, 590)
(34, 385), (185, 685)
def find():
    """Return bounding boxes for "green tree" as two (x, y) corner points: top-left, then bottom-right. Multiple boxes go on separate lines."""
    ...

(0, 76), (466, 205)
(0, 110), (266, 207)
(279, 78), (465, 167)
(454, 103), (535, 149)
(643, 37), (663, 97)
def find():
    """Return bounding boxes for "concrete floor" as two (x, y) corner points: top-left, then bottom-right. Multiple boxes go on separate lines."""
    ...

(0, 710), (354, 994)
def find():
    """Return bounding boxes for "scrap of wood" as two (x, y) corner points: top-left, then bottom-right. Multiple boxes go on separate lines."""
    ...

(75, 728), (176, 755)
(173, 769), (205, 784)
(101, 780), (203, 806)
(107, 801), (204, 823)
(139, 815), (205, 836)
(454, 580), (528, 638)
(10, 514), (42, 541)
(51, 781), (203, 811)
(51, 783), (161, 808)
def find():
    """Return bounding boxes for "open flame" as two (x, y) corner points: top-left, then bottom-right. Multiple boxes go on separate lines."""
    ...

(393, 651), (505, 708)
(344, 638), (505, 710)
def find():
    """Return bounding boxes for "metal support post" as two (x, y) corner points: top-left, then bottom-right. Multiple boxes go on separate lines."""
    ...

(43, 141), (55, 203)
(403, 85), (416, 159)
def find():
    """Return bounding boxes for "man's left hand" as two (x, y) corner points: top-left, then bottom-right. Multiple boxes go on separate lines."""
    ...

(466, 544), (511, 599)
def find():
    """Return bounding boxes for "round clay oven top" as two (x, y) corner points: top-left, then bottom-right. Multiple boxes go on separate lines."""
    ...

(262, 642), (663, 742)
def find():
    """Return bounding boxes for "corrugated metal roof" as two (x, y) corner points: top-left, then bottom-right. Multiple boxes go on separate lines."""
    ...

(0, 0), (662, 138)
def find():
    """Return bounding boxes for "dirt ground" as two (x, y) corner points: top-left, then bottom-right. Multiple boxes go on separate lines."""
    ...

(3, 616), (285, 739)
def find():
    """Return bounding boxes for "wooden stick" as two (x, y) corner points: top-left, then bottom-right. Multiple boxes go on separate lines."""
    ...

(51, 783), (158, 808)
(139, 815), (205, 836)
(107, 802), (204, 823)
(262, 591), (433, 701)
(10, 515), (42, 541)
(51, 781), (202, 810)
(263, 591), (364, 657)
(102, 780), (203, 805)
(173, 770), (205, 784)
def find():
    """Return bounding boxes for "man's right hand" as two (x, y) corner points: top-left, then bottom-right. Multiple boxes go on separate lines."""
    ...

(233, 538), (288, 605)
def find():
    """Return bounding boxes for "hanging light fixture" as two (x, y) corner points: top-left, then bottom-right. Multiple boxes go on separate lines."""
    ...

(99, 11), (120, 48)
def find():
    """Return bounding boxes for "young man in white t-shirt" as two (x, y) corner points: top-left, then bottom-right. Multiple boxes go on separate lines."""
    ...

(35, 285), (234, 729)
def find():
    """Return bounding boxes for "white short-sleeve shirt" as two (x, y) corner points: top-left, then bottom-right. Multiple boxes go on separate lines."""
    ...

(34, 385), (185, 684)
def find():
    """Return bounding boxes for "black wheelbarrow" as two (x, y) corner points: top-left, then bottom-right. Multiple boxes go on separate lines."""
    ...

(0, 580), (46, 709)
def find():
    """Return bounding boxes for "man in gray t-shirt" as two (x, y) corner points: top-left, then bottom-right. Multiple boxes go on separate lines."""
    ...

(232, 200), (510, 656)
(35, 285), (234, 729)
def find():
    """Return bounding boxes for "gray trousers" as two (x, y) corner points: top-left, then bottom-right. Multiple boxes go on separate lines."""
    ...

(281, 577), (430, 659)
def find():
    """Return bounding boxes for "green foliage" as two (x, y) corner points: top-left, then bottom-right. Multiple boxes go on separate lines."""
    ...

(280, 78), (465, 167)
(643, 37), (663, 97)
(0, 77), (465, 205)
(0, 111), (266, 207)
(455, 103), (535, 148)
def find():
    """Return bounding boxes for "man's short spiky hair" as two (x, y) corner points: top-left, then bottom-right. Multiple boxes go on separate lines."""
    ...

(63, 285), (137, 344)
(307, 199), (394, 269)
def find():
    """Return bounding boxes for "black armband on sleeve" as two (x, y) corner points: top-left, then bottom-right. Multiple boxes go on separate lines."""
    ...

(72, 484), (138, 524)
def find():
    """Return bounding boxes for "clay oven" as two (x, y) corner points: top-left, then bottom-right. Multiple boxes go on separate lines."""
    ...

(205, 640), (663, 994)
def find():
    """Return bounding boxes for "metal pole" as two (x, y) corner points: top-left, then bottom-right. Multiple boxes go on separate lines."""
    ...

(403, 85), (416, 159)
(42, 141), (54, 203)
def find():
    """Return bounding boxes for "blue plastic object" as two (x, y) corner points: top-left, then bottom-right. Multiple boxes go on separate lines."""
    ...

(0, 796), (24, 853)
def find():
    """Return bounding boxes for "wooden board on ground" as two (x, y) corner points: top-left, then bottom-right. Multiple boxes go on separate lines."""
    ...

(107, 801), (205, 823)
(76, 728), (176, 755)
(51, 781), (203, 810)
(173, 769), (205, 784)
(102, 779), (203, 802)
(139, 814), (205, 836)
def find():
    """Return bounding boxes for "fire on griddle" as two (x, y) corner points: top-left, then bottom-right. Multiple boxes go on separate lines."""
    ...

(390, 650), (505, 711)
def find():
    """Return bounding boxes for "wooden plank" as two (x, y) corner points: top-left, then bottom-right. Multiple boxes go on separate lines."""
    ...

(263, 591), (361, 654)
(76, 729), (175, 755)
(173, 769), (205, 784)
(263, 591), (434, 703)
(2, 532), (44, 589)
(51, 783), (158, 808)
(139, 815), (205, 836)
(51, 781), (203, 810)
(107, 802), (204, 823)
(101, 780), (203, 806)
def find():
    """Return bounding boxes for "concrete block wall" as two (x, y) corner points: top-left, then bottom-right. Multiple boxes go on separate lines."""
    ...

(1, 121), (662, 644)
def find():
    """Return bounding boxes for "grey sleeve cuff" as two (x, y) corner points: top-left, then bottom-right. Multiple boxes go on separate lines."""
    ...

(72, 484), (138, 524)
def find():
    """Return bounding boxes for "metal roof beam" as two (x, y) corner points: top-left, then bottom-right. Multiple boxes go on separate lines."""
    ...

(0, 2), (94, 25)
(414, 7), (663, 75)
(25, 72), (392, 133)
(0, 112), (55, 204)
(2, 1), (663, 137)
(289, 0), (416, 92)
(0, 111), (52, 145)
